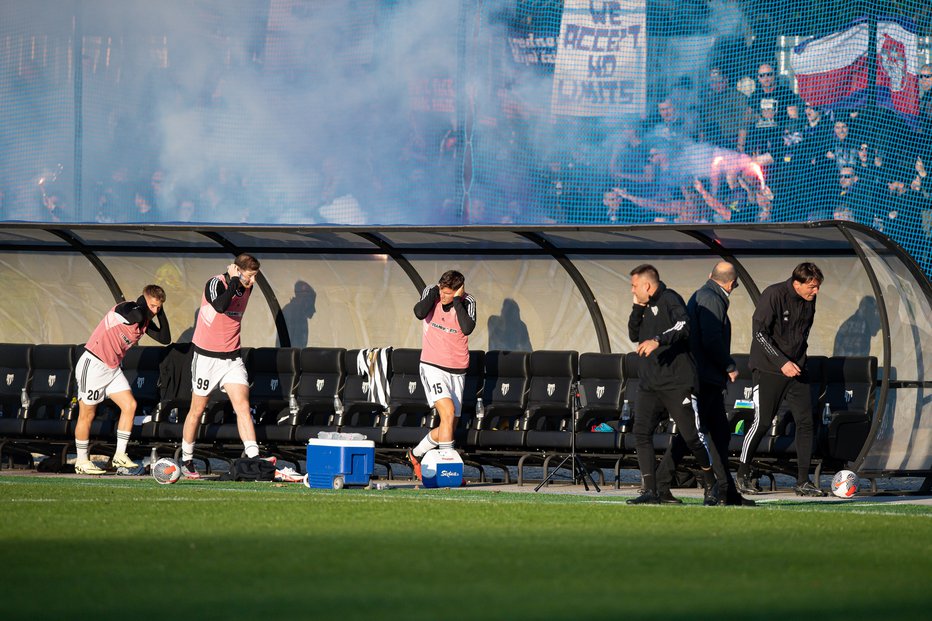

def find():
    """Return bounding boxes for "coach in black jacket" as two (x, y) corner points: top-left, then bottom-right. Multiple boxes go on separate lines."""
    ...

(736, 262), (827, 497)
(654, 262), (750, 504)
(625, 264), (718, 505)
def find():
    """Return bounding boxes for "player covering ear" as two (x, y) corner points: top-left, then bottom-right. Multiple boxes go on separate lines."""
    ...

(74, 285), (171, 475)
(180, 254), (263, 479)
(407, 270), (477, 480)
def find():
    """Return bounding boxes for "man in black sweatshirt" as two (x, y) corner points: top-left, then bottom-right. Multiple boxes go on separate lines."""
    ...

(654, 261), (751, 505)
(626, 264), (718, 505)
(736, 262), (827, 497)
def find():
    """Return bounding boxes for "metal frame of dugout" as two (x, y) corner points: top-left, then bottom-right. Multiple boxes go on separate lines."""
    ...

(0, 221), (928, 484)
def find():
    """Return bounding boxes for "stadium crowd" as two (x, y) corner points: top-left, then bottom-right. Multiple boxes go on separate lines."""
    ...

(0, 20), (930, 274)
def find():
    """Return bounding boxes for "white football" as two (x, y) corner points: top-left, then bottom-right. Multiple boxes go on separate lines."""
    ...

(152, 457), (182, 485)
(831, 469), (858, 498)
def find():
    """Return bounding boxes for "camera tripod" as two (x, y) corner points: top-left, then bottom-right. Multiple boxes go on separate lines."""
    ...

(535, 383), (601, 492)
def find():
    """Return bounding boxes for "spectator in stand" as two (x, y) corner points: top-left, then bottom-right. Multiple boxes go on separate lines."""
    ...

(609, 125), (651, 195)
(693, 168), (773, 223)
(130, 185), (157, 223)
(747, 63), (801, 124)
(614, 181), (708, 223)
(798, 104), (831, 165)
(918, 64), (932, 148)
(533, 155), (569, 224)
(698, 66), (750, 151)
(854, 141), (884, 186)
(602, 187), (623, 224)
(648, 97), (694, 147)
(829, 166), (873, 223)
(39, 187), (70, 223)
(825, 118), (860, 170)
(880, 174), (919, 239)
(747, 99), (785, 166)
(778, 103), (827, 219)
(669, 75), (700, 138)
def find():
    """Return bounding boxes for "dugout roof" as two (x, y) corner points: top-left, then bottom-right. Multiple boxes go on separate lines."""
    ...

(0, 221), (929, 477)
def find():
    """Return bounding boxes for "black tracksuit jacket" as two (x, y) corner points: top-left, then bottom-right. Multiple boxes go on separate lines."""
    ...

(749, 278), (817, 374)
(627, 281), (697, 392)
(687, 279), (736, 388)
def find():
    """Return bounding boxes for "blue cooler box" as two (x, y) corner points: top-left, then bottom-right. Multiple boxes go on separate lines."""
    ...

(305, 438), (375, 489)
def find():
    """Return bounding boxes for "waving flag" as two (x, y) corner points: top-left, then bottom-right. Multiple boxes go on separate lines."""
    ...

(791, 18), (919, 120)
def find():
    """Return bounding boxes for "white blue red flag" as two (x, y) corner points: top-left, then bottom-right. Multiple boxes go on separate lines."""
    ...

(791, 18), (919, 120)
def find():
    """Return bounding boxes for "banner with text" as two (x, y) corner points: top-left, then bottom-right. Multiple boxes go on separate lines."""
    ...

(550, 0), (646, 117)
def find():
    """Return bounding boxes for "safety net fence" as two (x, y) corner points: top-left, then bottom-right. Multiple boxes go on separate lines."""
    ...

(1, 1), (930, 276)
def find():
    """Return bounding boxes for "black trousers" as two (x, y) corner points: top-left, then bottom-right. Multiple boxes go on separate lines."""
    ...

(739, 370), (814, 483)
(633, 386), (711, 492)
(656, 382), (735, 497)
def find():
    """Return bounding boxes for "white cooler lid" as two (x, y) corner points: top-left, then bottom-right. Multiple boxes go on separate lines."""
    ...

(307, 438), (375, 448)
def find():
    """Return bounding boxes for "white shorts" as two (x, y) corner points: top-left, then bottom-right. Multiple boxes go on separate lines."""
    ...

(76, 351), (130, 405)
(419, 363), (465, 417)
(191, 351), (249, 397)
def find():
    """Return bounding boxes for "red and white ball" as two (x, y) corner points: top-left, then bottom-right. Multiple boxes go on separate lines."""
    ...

(152, 458), (181, 485)
(831, 469), (859, 498)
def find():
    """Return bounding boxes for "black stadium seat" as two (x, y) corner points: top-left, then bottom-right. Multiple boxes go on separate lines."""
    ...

(121, 345), (168, 442)
(155, 342), (195, 441)
(0, 343), (32, 440)
(524, 350), (579, 451)
(472, 350), (529, 450)
(822, 356), (877, 462)
(383, 348), (433, 448)
(248, 347), (299, 444)
(293, 347), (345, 444)
(575, 352), (625, 454)
(22, 344), (75, 442)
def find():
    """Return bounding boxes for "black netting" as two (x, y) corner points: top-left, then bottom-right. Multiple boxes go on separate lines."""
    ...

(1, 1), (930, 276)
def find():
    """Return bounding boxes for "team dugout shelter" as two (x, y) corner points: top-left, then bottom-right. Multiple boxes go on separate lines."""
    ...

(0, 220), (929, 483)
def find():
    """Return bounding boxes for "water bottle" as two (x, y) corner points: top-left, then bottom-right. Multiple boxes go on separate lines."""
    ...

(289, 394), (299, 416)
(770, 413), (780, 436)
(822, 402), (832, 426)
(475, 397), (484, 420)
(333, 395), (344, 416)
(620, 399), (631, 433)
(668, 417), (677, 435)
(20, 388), (29, 413)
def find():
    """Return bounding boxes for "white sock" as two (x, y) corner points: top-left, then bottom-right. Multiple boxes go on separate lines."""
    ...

(115, 430), (131, 455)
(438, 441), (454, 451)
(413, 432), (439, 458)
(182, 441), (195, 463)
(243, 441), (259, 458)
(75, 439), (89, 461)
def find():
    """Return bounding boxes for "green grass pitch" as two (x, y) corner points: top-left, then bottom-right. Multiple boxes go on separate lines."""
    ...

(1, 475), (930, 621)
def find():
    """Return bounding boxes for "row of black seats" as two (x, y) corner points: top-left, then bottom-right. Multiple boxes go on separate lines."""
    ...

(0, 343), (876, 479)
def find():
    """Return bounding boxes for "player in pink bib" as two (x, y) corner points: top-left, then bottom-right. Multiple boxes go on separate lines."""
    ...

(74, 285), (170, 475)
(407, 270), (476, 480)
(180, 254), (261, 479)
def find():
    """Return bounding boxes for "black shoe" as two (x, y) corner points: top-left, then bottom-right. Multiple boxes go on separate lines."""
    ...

(626, 490), (661, 505)
(794, 480), (827, 497)
(736, 474), (761, 495)
(657, 489), (683, 504)
(702, 483), (720, 506)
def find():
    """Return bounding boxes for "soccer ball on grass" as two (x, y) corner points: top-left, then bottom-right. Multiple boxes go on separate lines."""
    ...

(152, 458), (182, 485)
(830, 469), (858, 498)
